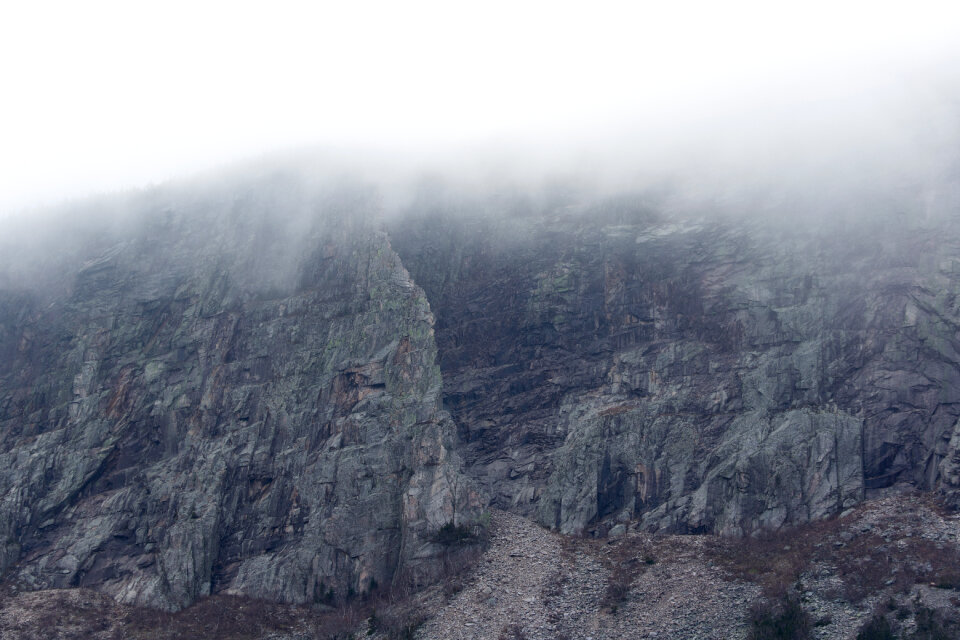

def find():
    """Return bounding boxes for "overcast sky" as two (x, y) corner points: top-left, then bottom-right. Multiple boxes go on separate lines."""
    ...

(1, 0), (959, 216)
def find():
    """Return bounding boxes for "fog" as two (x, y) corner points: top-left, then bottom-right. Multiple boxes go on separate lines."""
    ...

(1, 1), (959, 217)
(0, 1), (958, 301)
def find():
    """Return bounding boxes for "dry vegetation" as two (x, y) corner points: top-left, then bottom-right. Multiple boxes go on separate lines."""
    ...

(854, 602), (960, 640)
(0, 588), (410, 640)
(592, 535), (661, 613)
(702, 492), (960, 639)
(746, 593), (812, 640)
(705, 516), (840, 599)
(706, 495), (960, 604)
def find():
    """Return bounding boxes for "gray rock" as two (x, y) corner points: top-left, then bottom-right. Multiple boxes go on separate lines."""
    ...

(0, 178), (481, 610)
(5, 173), (960, 612)
(391, 205), (960, 535)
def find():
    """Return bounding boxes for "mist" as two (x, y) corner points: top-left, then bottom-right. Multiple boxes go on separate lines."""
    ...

(2, 1), (960, 217)
(0, 1), (959, 305)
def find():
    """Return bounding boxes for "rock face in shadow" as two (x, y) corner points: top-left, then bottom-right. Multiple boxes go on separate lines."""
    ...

(390, 198), (960, 536)
(0, 178), (479, 610)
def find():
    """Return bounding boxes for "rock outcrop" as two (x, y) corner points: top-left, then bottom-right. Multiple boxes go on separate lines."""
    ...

(390, 196), (960, 535)
(3, 169), (960, 611)
(0, 177), (479, 610)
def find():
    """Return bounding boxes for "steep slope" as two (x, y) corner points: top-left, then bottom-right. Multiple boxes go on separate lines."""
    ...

(0, 177), (479, 610)
(3, 169), (960, 615)
(390, 198), (960, 535)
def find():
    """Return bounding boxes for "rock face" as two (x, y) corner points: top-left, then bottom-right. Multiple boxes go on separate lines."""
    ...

(3, 170), (960, 610)
(0, 178), (479, 610)
(390, 198), (960, 535)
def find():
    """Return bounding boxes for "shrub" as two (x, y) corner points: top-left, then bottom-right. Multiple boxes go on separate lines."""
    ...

(498, 623), (527, 640)
(856, 615), (896, 640)
(602, 574), (631, 614)
(912, 605), (960, 640)
(933, 574), (960, 590)
(747, 594), (811, 640)
(431, 521), (478, 546)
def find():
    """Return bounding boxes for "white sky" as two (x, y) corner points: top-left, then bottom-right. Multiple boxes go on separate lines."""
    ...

(1, 0), (959, 215)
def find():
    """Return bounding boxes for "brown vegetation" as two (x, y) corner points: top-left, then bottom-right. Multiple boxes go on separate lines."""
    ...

(578, 532), (664, 613)
(707, 496), (960, 604)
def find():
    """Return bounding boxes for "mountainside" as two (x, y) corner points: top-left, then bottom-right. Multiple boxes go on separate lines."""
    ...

(391, 200), (960, 536)
(1, 171), (960, 620)
(0, 179), (480, 610)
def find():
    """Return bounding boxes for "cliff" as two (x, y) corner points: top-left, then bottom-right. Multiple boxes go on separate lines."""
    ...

(1, 171), (959, 612)
(0, 176), (480, 610)
(389, 196), (960, 536)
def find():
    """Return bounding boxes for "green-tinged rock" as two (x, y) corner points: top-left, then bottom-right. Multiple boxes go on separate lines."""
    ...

(0, 176), (480, 610)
